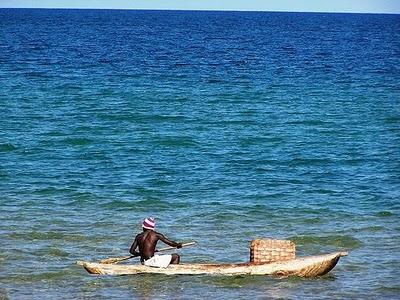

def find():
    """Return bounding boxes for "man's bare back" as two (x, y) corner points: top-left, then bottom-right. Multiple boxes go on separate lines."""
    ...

(130, 218), (182, 265)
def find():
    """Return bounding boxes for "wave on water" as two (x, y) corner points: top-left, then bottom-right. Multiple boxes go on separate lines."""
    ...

(5, 269), (75, 283)
(37, 247), (70, 258)
(33, 186), (75, 196)
(153, 136), (199, 148)
(100, 199), (136, 210)
(140, 114), (191, 123)
(352, 225), (385, 233)
(374, 285), (400, 295)
(375, 211), (394, 217)
(100, 198), (191, 211)
(287, 157), (334, 167)
(239, 136), (284, 147)
(301, 217), (323, 224)
(384, 116), (400, 124)
(7, 231), (86, 242)
(290, 234), (362, 249)
(287, 119), (332, 126)
(0, 289), (9, 300)
(61, 137), (93, 146)
(0, 143), (17, 152)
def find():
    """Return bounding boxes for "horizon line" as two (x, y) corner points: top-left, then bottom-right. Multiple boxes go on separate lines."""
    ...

(0, 7), (399, 15)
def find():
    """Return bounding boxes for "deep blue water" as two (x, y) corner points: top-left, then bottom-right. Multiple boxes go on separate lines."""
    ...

(0, 8), (399, 299)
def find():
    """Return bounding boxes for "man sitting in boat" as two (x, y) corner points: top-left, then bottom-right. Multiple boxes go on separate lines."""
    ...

(129, 217), (182, 268)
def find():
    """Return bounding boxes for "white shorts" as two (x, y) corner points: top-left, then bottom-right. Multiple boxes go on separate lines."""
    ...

(143, 254), (172, 268)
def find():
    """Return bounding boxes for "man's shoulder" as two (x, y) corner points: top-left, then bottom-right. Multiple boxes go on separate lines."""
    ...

(135, 232), (145, 238)
(136, 230), (161, 237)
(152, 230), (164, 237)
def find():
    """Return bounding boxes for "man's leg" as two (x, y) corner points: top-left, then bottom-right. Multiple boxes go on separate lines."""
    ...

(170, 254), (180, 264)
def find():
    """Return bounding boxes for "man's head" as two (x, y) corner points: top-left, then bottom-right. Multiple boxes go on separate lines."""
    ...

(142, 217), (155, 230)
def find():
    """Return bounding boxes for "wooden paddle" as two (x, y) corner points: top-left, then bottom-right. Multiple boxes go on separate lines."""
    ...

(99, 242), (196, 264)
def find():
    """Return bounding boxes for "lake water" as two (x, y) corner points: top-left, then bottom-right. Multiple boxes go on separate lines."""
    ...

(0, 9), (399, 299)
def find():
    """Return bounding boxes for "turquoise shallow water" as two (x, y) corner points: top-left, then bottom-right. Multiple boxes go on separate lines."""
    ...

(0, 9), (400, 299)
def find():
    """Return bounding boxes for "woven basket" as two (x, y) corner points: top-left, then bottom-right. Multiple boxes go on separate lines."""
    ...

(250, 238), (296, 263)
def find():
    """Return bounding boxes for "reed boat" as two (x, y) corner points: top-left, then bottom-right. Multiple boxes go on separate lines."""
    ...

(77, 251), (347, 277)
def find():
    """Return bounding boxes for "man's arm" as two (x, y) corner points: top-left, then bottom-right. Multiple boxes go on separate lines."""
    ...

(157, 233), (182, 248)
(129, 235), (141, 256)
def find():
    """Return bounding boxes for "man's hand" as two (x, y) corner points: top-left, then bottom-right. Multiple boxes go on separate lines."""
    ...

(176, 243), (182, 249)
